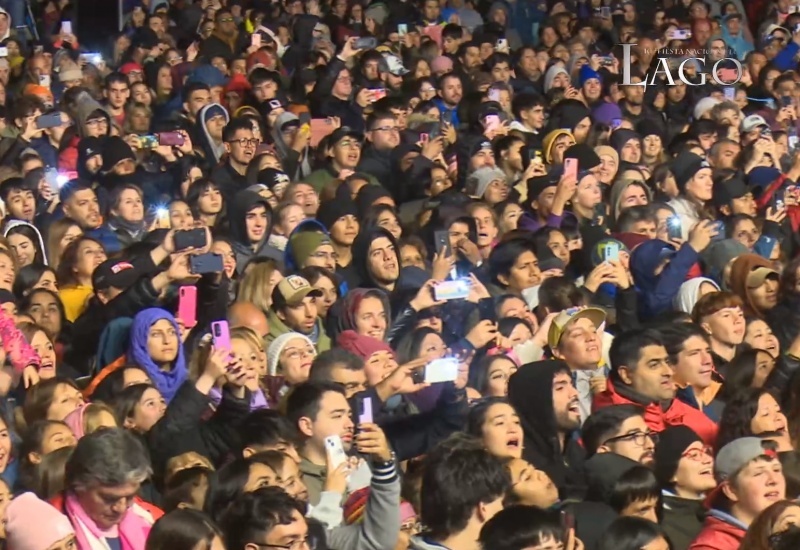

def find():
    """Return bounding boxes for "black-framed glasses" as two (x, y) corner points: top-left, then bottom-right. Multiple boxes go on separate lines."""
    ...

(602, 430), (659, 447)
(229, 138), (259, 147)
(250, 537), (314, 550)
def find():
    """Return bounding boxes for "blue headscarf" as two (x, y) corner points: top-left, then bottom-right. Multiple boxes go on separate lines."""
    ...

(128, 308), (187, 402)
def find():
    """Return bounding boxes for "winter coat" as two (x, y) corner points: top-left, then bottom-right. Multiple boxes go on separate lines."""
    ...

(688, 511), (747, 550)
(662, 492), (705, 550)
(227, 189), (281, 273)
(593, 376), (718, 445)
(631, 239), (699, 321)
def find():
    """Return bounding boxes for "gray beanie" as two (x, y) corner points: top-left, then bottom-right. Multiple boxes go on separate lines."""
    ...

(467, 166), (507, 199)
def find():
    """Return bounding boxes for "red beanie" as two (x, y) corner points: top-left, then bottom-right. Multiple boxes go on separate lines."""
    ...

(337, 330), (395, 361)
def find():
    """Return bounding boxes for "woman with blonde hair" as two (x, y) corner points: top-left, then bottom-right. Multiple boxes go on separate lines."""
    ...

(236, 258), (283, 314)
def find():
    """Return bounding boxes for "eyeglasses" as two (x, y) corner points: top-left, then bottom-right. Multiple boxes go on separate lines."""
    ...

(283, 347), (316, 361)
(681, 445), (713, 461)
(229, 138), (259, 147)
(603, 431), (659, 447)
(218, 17), (234, 22)
(250, 538), (315, 550)
(373, 126), (400, 133)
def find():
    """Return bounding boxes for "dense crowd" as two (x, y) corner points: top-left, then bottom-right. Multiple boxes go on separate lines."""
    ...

(2, 0), (800, 549)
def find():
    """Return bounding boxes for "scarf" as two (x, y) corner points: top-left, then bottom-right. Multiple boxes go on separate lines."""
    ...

(128, 308), (188, 402)
(64, 493), (152, 550)
(107, 215), (148, 241)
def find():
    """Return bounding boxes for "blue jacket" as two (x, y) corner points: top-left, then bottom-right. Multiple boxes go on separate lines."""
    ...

(774, 41), (799, 72)
(86, 224), (122, 254)
(631, 240), (699, 320)
(721, 29), (753, 60)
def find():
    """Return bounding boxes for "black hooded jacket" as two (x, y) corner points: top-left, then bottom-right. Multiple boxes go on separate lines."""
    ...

(508, 360), (587, 500)
(228, 189), (281, 272)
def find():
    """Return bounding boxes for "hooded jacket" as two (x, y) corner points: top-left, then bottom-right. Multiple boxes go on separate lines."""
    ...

(688, 510), (747, 550)
(228, 189), (281, 273)
(729, 254), (775, 318)
(271, 112), (311, 181)
(508, 360), (586, 499)
(195, 103), (230, 165)
(673, 277), (720, 314)
(631, 239), (700, 321)
(351, 226), (399, 293)
(3, 221), (47, 265)
(583, 452), (641, 506)
(593, 376), (718, 445)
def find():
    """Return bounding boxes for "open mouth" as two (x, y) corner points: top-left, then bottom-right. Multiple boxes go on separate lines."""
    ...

(40, 362), (54, 371)
(765, 491), (781, 500)
(506, 437), (520, 449)
(567, 400), (580, 414)
(384, 262), (397, 271)
(699, 468), (713, 476)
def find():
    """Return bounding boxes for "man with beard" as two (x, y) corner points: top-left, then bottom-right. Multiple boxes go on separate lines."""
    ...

(434, 73), (463, 126)
(508, 360), (586, 499)
(267, 275), (330, 351)
(60, 179), (121, 252)
(618, 73), (665, 132)
(582, 404), (657, 466)
(593, 328), (719, 445)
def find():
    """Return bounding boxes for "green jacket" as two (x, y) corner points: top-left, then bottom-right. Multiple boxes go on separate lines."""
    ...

(305, 164), (380, 193)
(265, 309), (331, 352)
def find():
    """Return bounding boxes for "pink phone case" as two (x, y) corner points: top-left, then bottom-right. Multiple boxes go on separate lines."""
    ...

(211, 320), (231, 351)
(177, 286), (198, 328)
(564, 158), (578, 179)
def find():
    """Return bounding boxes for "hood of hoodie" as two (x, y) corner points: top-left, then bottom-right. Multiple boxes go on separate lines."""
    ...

(352, 226), (399, 290)
(584, 452), (642, 505)
(271, 111), (300, 158)
(730, 253), (776, 317)
(3, 220), (47, 265)
(72, 92), (110, 138)
(326, 287), (391, 344)
(631, 239), (676, 293)
(229, 189), (274, 248)
(292, 15), (320, 49)
(284, 218), (331, 272)
(508, 360), (572, 460)
(0, 8), (10, 41)
(673, 277), (720, 314)
(195, 103), (230, 164)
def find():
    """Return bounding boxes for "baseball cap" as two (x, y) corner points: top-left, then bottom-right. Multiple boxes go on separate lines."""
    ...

(715, 437), (777, 482)
(711, 173), (751, 207)
(741, 114), (769, 133)
(272, 275), (323, 308)
(746, 267), (779, 289)
(92, 259), (144, 291)
(380, 53), (409, 76)
(328, 127), (364, 146)
(547, 307), (607, 349)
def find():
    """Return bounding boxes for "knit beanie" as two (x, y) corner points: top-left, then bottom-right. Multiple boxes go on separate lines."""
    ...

(653, 426), (703, 488)
(579, 64), (601, 86)
(267, 332), (315, 376)
(289, 231), (331, 268)
(101, 136), (136, 173)
(467, 166), (506, 198)
(317, 198), (358, 233)
(337, 330), (395, 361)
(5, 492), (75, 550)
(594, 145), (619, 168)
(592, 101), (623, 126)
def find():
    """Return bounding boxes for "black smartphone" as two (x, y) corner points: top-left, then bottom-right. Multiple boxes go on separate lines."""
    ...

(478, 297), (495, 322)
(429, 122), (441, 140)
(189, 253), (223, 274)
(560, 510), (574, 539)
(783, 96), (794, 108)
(434, 230), (452, 257)
(298, 111), (312, 126)
(667, 215), (683, 240)
(174, 228), (207, 251)
(711, 220), (725, 241)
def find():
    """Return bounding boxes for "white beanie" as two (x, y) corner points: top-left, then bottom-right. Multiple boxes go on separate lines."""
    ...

(693, 97), (721, 120)
(267, 332), (316, 376)
(468, 166), (507, 199)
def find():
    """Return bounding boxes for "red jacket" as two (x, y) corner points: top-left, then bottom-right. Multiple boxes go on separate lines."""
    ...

(592, 377), (718, 445)
(688, 515), (746, 550)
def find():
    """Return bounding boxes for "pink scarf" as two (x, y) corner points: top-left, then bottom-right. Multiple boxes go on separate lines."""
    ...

(64, 493), (151, 550)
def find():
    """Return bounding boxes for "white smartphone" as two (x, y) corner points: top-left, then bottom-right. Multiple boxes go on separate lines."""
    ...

(325, 436), (348, 470)
(424, 357), (460, 384)
(61, 21), (72, 35)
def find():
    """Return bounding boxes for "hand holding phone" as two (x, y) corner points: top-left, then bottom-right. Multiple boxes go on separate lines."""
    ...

(325, 436), (348, 470)
(211, 320), (231, 352)
(564, 158), (578, 180)
(424, 357), (460, 383)
(359, 397), (373, 424)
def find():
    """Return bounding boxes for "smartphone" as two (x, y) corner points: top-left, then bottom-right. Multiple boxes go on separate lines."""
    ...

(429, 122), (441, 140)
(251, 32), (262, 48)
(39, 74), (51, 88)
(177, 286), (198, 328)
(324, 435), (348, 469)
(137, 135), (159, 149)
(298, 112), (312, 126)
(600, 56), (615, 66)
(670, 29), (692, 40)
(61, 21), (72, 35)
(371, 88), (387, 101)
(783, 96), (793, 108)
(174, 228), (207, 250)
(564, 157), (578, 180)
(603, 242), (620, 262)
(496, 38), (508, 50)
(667, 215), (683, 240)
(158, 131), (185, 147)
(420, 132), (430, 143)
(560, 510), (575, 538)
(358, 397), (373, 424)
(600, 6), (611, 17)
(724, 87), (735, 100)
(424, 357), (460, 384)
(434, 279), (471, 301)
(773, 188), (786, 209)
(211, 320), (231, 351)
(398, 23), (408, 36)
(354, 36), (378, 49)
(478, 297), (495, 322)
(36, 112), (63, 129)
(610, 118), (622, 130)
(434, 230), (452, 257)
(711, 220), (725, 241)
(0, 47), (7, 57)
(190, 253), (224, 274)
(484, 114), (500, 133)
(79, 52), (103, 65)
(44, 167), (60, 194)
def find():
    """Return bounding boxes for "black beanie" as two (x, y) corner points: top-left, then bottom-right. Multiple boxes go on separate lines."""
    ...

(653, 425), (703, 488)
(101, 136), (135, 173)
(317, 198), (358, 233)
(563, 143), (601, 172)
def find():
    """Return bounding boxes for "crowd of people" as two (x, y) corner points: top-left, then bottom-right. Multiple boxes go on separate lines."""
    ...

(3, 0), (800, 548)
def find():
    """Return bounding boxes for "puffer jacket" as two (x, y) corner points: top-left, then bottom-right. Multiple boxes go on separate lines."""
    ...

(688, 510), (747, 550)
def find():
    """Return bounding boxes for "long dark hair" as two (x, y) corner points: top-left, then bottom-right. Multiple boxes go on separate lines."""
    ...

(146, 509), (223, 550)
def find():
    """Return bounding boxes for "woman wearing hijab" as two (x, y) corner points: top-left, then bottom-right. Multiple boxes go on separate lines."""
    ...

(128, 308), (188, 403)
